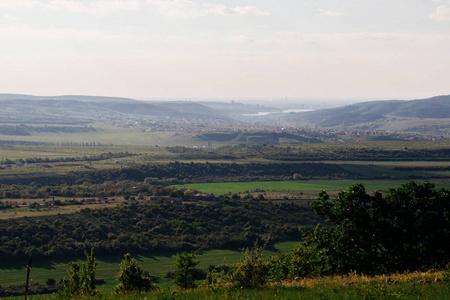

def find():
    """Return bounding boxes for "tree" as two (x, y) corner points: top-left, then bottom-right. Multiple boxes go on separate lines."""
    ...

(60, 248), (97, 297)
(290, 181), (450, 276)
(173, 249), (201, 289)
(378, 181), (450, 270)
(310, 183), (384, 274)
(62, 262), (81, 296)
(229, 241), (270, 288)
(82, 248), (97, 294)
(114, 253), (153, 293)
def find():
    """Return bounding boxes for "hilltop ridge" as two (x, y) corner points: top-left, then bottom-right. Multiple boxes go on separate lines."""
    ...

(281, 94), (450, 135)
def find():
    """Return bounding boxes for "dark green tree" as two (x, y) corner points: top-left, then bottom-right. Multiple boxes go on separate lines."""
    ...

(114, 253), (154, 293)
(61, 262), (81, 296)
(310, 183), (384, 273)
(82, 248), (97, 294)
(229, 241), (270, 288)
(290, 181), (450, 276)
(378, 181), (450, 270)
(60, 248), (97, 297)
(173, 249), (201, 289)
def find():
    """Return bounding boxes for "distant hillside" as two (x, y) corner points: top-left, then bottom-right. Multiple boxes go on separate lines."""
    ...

(200, 102), (280, 117)
(0, 93), (138, 103)
(390, 95), (450, 118)
(0, 94), (272, 126)
(283, 95), (450, 134)
(195, 132), (322, 145)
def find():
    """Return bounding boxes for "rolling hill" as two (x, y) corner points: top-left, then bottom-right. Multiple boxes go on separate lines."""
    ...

(282, 95), (450, 134)
(0, 93), (138, 103)
(0, 94), (271, 124)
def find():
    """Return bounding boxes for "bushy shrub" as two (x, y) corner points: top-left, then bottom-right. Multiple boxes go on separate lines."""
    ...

(228, 242), (270, 288)
(59, 248), (97, 297)
(114, 253), (154, 293)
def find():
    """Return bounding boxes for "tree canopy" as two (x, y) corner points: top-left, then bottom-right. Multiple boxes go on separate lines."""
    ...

(291, 181), (450, 276)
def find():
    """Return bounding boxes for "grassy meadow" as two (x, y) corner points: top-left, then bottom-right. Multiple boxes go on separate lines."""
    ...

(0, 241), (298, 290)
(0, 124), (201, 147)
(4, 241), (450, 300)
(175, 179), (450, 195)
(18, 270), (450, 299)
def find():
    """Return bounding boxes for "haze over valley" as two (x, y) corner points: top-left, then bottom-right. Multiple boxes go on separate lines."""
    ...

(1, 1), (450, 298)
(0, 93), (448, 147)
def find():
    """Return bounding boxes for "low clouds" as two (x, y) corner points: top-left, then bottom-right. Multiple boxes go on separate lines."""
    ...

(209, 5), (269, 16)
(0, 0), (40, 10)
(0, 0), (269, 17)
(429, 2), (450, 20)
(147, 0), (269, 17)
(317, 8), (343, 17)
(48, 0), (141, 14)
(147, 0), (202, 17)
(0, 0), (141, 14)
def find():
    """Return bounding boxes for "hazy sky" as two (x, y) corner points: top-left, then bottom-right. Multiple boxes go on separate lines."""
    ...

(1, 0), (450, 101)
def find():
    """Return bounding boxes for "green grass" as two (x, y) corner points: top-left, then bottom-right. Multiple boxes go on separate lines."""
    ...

(0, 124), (200, 147)
(175, 179), (450, 195)
(0, 241), (298, 291)
(22, 269), (450, 299)
(0, 145), (172, 160)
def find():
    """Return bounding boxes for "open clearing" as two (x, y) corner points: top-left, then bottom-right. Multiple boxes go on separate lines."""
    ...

(176, 179), (450, 195)
(0, 241), (298, 290)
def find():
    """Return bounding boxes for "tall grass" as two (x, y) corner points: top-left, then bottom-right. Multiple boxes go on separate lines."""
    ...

(23, 270), (450, 299)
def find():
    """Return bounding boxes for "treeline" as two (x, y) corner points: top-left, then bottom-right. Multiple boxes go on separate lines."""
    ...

(0, 140), (51, 146)
(0, 140), (112, 147)
(0, 125), (96, 136)
(53, 141), (113, 147)
(0, 199), (321, 261)
(167, 144), (450, 161)
(0, 181), (170, 200)
(1, 152), (135, 165)
(139, 161), (348, 183)
(394, 166), (450, 171)
(0, 162), (347, 199)
(0, 162), (349, 186)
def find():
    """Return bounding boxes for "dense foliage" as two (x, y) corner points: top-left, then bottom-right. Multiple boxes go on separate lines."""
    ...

(168, 144), (450, 162)
(59, 249), (97, 297)
(114, 253), (154, 293)
(200, 182), (450, 289)
(1, 151), (135, 165)
(285, 181), (450, 276)
(0, 161), (349, 186)
(140, 161), (348, 183)
(173, 249), (201, 289)
(0, 181), (172, 199)
(227, 242), (271, 288)
(0, 200), (320, 260)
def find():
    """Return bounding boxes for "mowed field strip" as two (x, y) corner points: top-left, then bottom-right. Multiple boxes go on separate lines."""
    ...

(176, 179), (450, 195)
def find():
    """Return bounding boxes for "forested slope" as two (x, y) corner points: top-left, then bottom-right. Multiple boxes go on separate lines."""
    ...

(0, 200), (322, 261)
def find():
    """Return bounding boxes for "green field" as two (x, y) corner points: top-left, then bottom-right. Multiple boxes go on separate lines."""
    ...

(175, 179), (450, 195)
(0, 124), (204, 147)
(0, 241), (298, 291)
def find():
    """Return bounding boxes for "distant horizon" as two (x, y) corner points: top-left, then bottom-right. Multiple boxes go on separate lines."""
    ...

(3, 92), (448, 107)
(1, 1), (449, 102)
